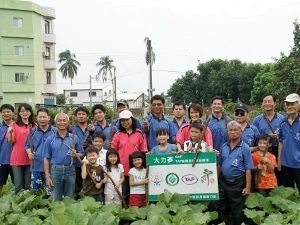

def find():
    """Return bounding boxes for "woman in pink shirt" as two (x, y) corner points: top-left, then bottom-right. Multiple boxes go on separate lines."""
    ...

(111, 110), (148, 203)
(176, 103), (213, 152)
(7, 103), (35, 192)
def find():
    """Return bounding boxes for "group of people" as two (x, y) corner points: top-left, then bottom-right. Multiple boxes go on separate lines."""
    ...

(0, 92), (300, 224)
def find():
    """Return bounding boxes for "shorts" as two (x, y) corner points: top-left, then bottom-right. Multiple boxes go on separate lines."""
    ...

(129, 194), (146, 207)
(31, 171), (45, 190)
(105, 194), (122, 205)
(0, 164), (14, 186)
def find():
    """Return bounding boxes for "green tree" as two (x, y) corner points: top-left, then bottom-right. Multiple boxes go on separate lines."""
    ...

(96, 56), (117, 108)
(56, 93), (66, 105)
(58, 50), (81, 85)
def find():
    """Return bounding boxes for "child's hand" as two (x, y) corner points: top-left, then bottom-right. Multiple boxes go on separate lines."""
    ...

(257, 164), (263, 170)
(115, 182), (120, 189)
(261, 157), (269, 164)
(103, 177), (108, 184)
(143, 178), (149, 184)
(95, 182), (102, 189)
(196, 148), (202, 153)
(83, 159), (89, 164)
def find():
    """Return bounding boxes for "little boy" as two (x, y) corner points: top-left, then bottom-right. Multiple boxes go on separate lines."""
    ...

(83, 132), (107, 166)
(151, 128), (177, 155)
(183, 122), (208, 153)
(81, 146), (106, 202)
(252, 134), (277, 196)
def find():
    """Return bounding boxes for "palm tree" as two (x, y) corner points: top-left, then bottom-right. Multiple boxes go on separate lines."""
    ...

(58, 50), (81, 85)
(144, 37), (155, 100)
(96, 56), (117, 108)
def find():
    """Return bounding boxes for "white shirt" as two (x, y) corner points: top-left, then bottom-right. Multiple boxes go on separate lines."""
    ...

(183, 140), (208, 153)
(104, 164), (124, 194)
(128, 167), (147, 194)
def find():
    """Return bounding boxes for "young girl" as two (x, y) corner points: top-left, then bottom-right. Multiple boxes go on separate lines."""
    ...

(151, 128), (177, 155)
(104, 149), (125, 206)
(183, 122), (209, 153)
(128, 151), (148, 207)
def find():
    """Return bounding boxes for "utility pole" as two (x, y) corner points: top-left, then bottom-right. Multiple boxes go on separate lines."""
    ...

(113, 69), (117, 109)
(145, 38), (155, 101)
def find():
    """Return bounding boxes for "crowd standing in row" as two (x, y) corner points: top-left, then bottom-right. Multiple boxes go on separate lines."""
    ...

(0, 93), (300, 224)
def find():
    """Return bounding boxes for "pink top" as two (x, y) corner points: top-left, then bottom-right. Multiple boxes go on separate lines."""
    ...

(111, 129), (148, 175)
(176, 123), (213, 148)
(7, 123), (31, 166)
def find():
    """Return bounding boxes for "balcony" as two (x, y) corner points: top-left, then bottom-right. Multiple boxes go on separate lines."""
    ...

(43, 33), (56, 43)
(42, 7), (56, 19)
(44, 59), (56, 70)
(43, 84), (57, 95)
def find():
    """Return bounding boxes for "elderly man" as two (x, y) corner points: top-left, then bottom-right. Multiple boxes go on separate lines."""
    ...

(215, 120), (254, 225)
(278, 93), (300, 192)
(44, 113), (84, 201)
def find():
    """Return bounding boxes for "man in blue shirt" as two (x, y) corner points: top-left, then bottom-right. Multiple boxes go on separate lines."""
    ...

(215, 121), (253, 225)
(91, 104), (116, 149)
(143, 95), (176, 150)
(278, 93), (300, 192)
(44, 113), (84, 201)
(0, 104), (14, 193)
(25, 108), (57, 191)
(208, 96), (232, 151)
(172, 101), (187, 135)
(252, 94), (284, 184)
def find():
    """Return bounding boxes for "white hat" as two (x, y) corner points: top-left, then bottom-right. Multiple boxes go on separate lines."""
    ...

(284, 93), (300, 103)
(119, 110), (133, 119)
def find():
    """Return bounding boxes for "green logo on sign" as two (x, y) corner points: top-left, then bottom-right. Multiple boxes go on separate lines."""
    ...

(166, 173), (179, 186)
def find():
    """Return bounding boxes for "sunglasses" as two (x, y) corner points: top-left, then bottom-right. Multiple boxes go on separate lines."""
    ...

(235, 111), (245, 116)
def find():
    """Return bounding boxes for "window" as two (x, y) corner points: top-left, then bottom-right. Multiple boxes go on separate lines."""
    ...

(46, 72), (51, 84)
(14, 46), (24, 56)
(15, 73), (24, 82)
(70, 92), (77, 97)
(13, 17), (23, 28)
(104, 92), (107, 96)
(45, 47), (50, 58)
(45, 20), (50, 34)
(89, 91), (96, 97)
(109, 90), (112, 95)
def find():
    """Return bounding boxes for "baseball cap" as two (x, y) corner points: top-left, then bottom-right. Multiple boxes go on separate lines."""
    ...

(235, 103), (248, 112)
(119, 110), (133, 119)
(117, 99), (128, 107)
(284, 93), (300, 103)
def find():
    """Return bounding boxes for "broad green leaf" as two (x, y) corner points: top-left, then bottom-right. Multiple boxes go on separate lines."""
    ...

(118, 207), (147, 220)
(79, 196), (102, 213)
(157, 189), (173, 206)
(170, 192), (190, 206)
(88, 211), (118, 225)
(131, 220), (149, 225)
(244, 209), (265, 224)
(0, 200), (11, 213)
(262, 213), (283, 225)
(6, 213), (21, 225)
(101, 203), (122, 215)
(269, 186), (297, 200)
(245, 193), (275, 214)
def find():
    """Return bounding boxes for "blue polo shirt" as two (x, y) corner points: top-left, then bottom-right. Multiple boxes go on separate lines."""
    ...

(241, 124), (260, 147)
(0, 122), (13, 164)
(172, 118), (187, 135)
(44, 131), (84, 166)
(145, 114), (176, 150)
(218, 140), (254, 179)
(208, 114), (232, 151)
(151, 143), (177, 155)
(252, 113), (284, 147)
(113, 117), (143, 132)
(94, 122), (116, 149)
(279, 115), (300, 168)
(25, 126), (57, 172)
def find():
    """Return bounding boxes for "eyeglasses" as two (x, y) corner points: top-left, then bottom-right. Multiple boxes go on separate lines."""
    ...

(151, 103), (163, 107)
(235, 111), (245, 116)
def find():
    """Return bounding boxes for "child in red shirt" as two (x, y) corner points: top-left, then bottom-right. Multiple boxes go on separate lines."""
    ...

(252, 134), (277, 196)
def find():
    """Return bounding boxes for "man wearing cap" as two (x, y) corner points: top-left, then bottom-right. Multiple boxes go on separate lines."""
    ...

(111, 109), (147, 203)
(278, 93), (300, 192)
(114, 100), (143, 131)
(252, 94), (284, 184)
(234, 103), (260, 152)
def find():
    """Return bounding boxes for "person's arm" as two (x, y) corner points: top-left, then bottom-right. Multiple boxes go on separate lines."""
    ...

(116, 172), (125, 189)
(6, 125), (15, 144)
(139, 132), (148, 153)
(129, 173), (148, 187)
(242, 169), (251, 195)
(44, 158), (54, 188)
(81, 161), (88, 179)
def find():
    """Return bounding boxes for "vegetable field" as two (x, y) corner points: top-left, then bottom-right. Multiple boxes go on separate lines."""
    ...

(0, 184), (299, 225)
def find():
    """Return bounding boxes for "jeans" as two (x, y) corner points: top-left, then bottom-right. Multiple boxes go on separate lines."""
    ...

(51, 165), (75, 201)
(12, 166), (31, 192)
